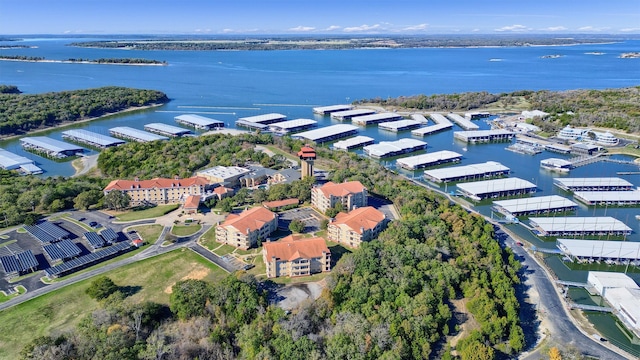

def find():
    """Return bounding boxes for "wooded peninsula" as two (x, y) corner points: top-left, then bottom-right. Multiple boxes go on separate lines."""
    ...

(0, 86), (169, 137)
(0, 55), (167, 65)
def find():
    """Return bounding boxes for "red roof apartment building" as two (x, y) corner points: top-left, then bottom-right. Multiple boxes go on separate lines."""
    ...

(263, 234), (331, 278)
(215, 207), (278, 249)
(103, 176), (209, 206)
(311, 180), (367, 213)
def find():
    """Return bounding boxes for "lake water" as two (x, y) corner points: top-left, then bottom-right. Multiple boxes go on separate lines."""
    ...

(2, 37), (640, 353)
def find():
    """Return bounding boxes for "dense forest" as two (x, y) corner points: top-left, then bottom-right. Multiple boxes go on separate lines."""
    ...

(68, 35), (613, 51)
(0, 86), (169, 136)
(357, 87), (640, 133)
(0, 56), (167, 65)
(21, 141), (524, 360)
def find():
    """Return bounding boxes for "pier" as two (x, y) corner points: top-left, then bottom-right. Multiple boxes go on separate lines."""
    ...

(568, 303), (613, 312)
(237, 113), (286, 125)
(531, 217), (632, 237)
(0, 148), (42, 174)
(268, 118), (317, 135)
(62, 129), (125, 149)
(446, 113), (479, 130)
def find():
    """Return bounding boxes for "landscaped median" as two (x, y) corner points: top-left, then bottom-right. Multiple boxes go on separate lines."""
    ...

(0, 285), (26, 303)
(113, 204), (179, 222)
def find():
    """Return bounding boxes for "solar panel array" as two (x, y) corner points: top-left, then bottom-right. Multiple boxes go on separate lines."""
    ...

(0, 250), (38, 274)
(23, 225), (56, 243)
(45, 242), (132, 278)
(100, 228), (119, 244)
(43, 239), (81, 260)
(23, 221), (70, 243)
(84, 232), (106, 250)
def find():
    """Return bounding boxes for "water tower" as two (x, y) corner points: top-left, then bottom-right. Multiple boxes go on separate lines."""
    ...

(297, 145), (316, 180)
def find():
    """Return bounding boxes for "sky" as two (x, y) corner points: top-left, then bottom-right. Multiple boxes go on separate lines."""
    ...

(1, 0), (639, 35)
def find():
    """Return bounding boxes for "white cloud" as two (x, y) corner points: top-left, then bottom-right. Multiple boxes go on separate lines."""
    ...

(543, 26), (567, 31)
(194, 29), (212, 33)
(325, 25), (341, 31)
(289, 26), (315, 32)
(222, 28), (235, 33)
(577, 26), (609, 32)
(343, 24), (381, 33)
(472, 28), (480, 32)
(494, 24), (531, 32)
(403, 23), (428, 31)
(621, 27), (640, 32)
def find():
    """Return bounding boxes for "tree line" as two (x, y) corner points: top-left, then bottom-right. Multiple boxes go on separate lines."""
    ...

(0, 56), (166, 65)
(0, 86), (169, 137)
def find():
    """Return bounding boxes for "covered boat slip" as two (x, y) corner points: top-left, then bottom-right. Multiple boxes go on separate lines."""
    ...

(553, 177), (635, 192)
(20, 137), (84, 158)
(312, 104), (352, 115)
(446, 113), (479, 130)
(529, 216), (632, 237)
(332, 136), (375, 151)
(237, 113), (286, 125)
(378, 119), (422, 132)
(428, 113), (453, 126)
(268, 119), (317, 134)
(573, 190), (640, 206)
(396, 150), (462, 170)
(453, 129), (515, 143)
(175, 114), (224, 130)
(330, 109), (376, 121)
(61, 129), (125, 149)
(411, 122), (453, 137)
(557, 239), (640, 262)
(456, 177), (537, 201)
(423, 161), (509, 183)
(292, 124), (359, 143)
(493, 195), (578, 217)
(144, 123), (192, 137)
(109, 127), (169, 142)
(351, 113), (404, 126)
(363, 138), (427, 159)
(0, 148), (42, 174)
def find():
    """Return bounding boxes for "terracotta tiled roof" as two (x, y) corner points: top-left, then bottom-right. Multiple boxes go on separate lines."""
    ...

(317, 181), (366, 198)
(263, 234), (329, 261)
(263, 198), (299, 209)
(104, 176), (209, 191)
(331, 206), (385, 234)
(219, 207), (276, 235)
(183, 195), (201, 209)
(213, 187), (233, 195)
(297, 146), (316, 157)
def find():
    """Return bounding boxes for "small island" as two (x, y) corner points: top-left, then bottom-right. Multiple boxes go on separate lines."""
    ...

(541, 54), (563, 59)
(620, 52), (640, 58)
(0, 55), (167, 65)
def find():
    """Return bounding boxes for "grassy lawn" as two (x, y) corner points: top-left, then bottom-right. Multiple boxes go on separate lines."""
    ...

(16, 227), (26, 233)
(246, 254), (266, 278)
(270, 271), (330, 285)
(116, 204), (179, 221)
(213, 244), (237, 257)
(0, 249), (228, 360)
(0, 285), (26, 303)
(0, 239), (16, 248)
(263, 145), (299, 162)
(132, 224), (164, 243)
(0, 235), (9, 240)
(199, 227), (217, 251)
(61, 214), (94, 232)
(171, 224), (202, 237)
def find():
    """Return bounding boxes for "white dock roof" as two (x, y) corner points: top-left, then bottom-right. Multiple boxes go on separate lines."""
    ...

(61, 129), (124, 147)
(0, 148), (35, 170)
(144, 123), (191, 135)
(292, 124), (358, 142)
(396, 150), (462, 169)
(411, 123), (453, 136)
(363, 138), (426, 157)
(558, 239), (640, 260)
(423, 161), (509, 181)
(238, 113), (286, 124)
(378, 119), (422, 130)
(352, 113), (403, 124)
(447, 113), (479, 130)
(573, 190), (640, 203)
(20, 137), (83, 153)
(456, 177), (536, 196)
(332, 136), (375, 150)
(530, 217), (632, 233)
(313, 104), (352, 114)
(109, 127), (169, 142)
(429, 113), (453, 125)
(175, 114), (223, 126)
(330, 109), (376, 119)
(554, 177), (634, 189)
(493, 195), (577, 213)
(454, 129), (514, 139)
(268, 118), (317, 130)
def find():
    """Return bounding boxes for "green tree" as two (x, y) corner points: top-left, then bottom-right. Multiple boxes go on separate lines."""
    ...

(169, 279), (211, 320)
(458, 340), (495, 360)
(289, 219), (305, 233)
(320, 218), (329, 230)
(85, 276), (118, 300)
(104, 190), (130, 210)
(74, 189), (103, 210)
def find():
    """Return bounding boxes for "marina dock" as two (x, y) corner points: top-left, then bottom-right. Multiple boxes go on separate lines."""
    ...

(429, 113), (453, 126)
(175, 114), (224, 130)
(292, 124), (359, 143)
(332, 136), (375, 151)
(396, 150), (462, 170)
(530, 216), (632, 237)
(351, 113), (404, 126)
(144, 123), (192, 137)
(330, 109), (376, 121)
(454, 129), (515, 143)
(363, 138), (427, 159)
(410, 114), (429, 124)
(109, 127), (169, 143)
(493, 195), (578, 217)
(20, 137), (84, 159)
(313, 104), (353, 115)
(572, 190), (640, 206)
(553, 177), (635, 192)
(378, 119), (422, 132)
(237, 113), (286, 125)
(557, 239), (640, 262)
(61, 129), (125, 149)
(0, 148), (43, 174)
(446, 113), (479, 130)
(411, 123), (453, 137)
(268, 118), (317, 135)
(423, 161), (510, 183)
(456, 177), (537, 201)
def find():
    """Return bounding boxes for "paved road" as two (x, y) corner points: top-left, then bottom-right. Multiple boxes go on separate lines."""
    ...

(188, 244), (235, 273)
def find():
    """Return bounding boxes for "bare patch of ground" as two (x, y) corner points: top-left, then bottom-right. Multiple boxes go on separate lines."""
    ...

(449, 298), (481, 348)
(164, 264), (210, 294)
(275, 280), (326, 310)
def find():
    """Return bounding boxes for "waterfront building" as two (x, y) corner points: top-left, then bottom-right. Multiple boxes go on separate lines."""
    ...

(423, 161), (509, 183)
(570, 143), (601, 155)
(196, 166), (251, 186)
(20, 137), (84, 158)
(109, 127), (169, 142)
(553, 177), (635, 192)
(540, 158), (572, 173)
(363, 138), (427, 159)
(572, 190), (640, 206)
(292, 124), (359, 143)
(332, 136), (375, 150)
(313, 104), (353, 115)
(175, 114), (224, 130)
(328, 206), (387, 248)
(446, 113), (479, 130)
(594, 131), (619, 146)
(215, 207), (278, 249)
(143, 123), (191, 137)
(263, 234), (331, 278)
(530, 216), (632, 237)
(268, 119), (317, 135)
(0, 148), (42, 174)
(545, 143), (572, 154)
(311, 181), (367, 213)
(587, 272), (640, 337)
(396, 150), (462, 170)
(61, 129), (125, 149)
(351, 113), (404, 126)
(464, 111), (491, 120)
(378, 119), (422, 132)
(493, 195), (577, 217)
(330, 109), (376, 121)
(456, 178), (537, 201)
(521, 110), (549, 119)
(557, 125), (590, 140)
(104, 176), (209, 206)
(453, 129), (515, 143)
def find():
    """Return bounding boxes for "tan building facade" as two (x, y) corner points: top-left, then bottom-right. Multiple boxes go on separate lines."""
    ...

(103, 176), (209, 206)
(215, 207), (278, 249)
(328, 206), (387, 248)
(311, 180), (367, 213)
(263, 234), (331, 278)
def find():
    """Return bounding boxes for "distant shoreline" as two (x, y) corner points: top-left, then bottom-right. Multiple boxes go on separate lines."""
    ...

(0, 58), (167, 66)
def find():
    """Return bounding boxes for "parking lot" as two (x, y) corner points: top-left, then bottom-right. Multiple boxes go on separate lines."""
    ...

(278, 207), (323, 233)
